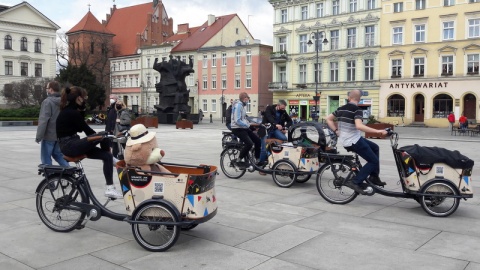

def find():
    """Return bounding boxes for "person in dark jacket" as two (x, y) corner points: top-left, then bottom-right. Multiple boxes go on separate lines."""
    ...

(35, 81), (68, 166)
(56, 86), (122, 199)
(262, 100), (292, 141)
(105, 94), (119, 158)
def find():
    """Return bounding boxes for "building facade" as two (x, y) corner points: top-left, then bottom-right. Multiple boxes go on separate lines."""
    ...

(0, 2), (60, 108)
(269, 0), (381, 121)
(378, 0), (480, 127)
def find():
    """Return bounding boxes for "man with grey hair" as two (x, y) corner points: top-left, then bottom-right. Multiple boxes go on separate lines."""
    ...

(326, 89), (387, 194)
(262, 99), (292, 141)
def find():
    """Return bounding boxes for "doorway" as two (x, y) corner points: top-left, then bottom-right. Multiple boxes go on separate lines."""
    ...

(329, 96), (339, 115)
(414, 94), (425, 122)
(464, 94), (476, 120)
(300, 105), (308, 121)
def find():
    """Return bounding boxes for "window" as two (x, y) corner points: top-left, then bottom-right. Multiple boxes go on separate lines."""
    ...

(394, 2), (403, 12)
(203, 75), (208, 89)
(346, 60), (356, 81)
(4, 35), (12, 49)
(316, 3), (324, 17)
(468, 19), (480, 38)
(212, 75), (217, 89)
(330, 62), (339, 82)
(222, 74), (227, 89)
(415, 24), (425, 42)
(281, 9), (288, 23)
(147, 59), (151, 69)
(350, 0), (357, 12)
(314, 63), (321, 83)
(367, 0), (375, 9)
(246, 73), (252, 88)
(332, 0), (339, 15)
(443, 21), (454, 40)
(393, 27), (403, 44)
(442, 56), (453, 75)
(212, 53), (217, 67)
(5, 61), (12, 75)
(433, 94), (453, 118)
(365, 59), (374, 80)
(211, 99), (217, 112)
(235, 74), (241, 88)
(467, 54), (479, 74)
(222, 52), (227, 66)
(203, 54), (208, 68)
(301, 6), (308, 20)
(299, 64), (307, 83)
(90, 42), (94, 54)
(279, 37), (287, 52)
(330, 30), (339, 50)
(202, 99), (208, 112)
(444, 0), (454, 6)
(299, 34), (308, 53)
(387, 94), (405, 117)
(246, 100), (252, 114)
(21, 62), (28, 76)
(246, 50), (252, 65)
(414, 58), (425, 77)
(416, 0), (425, 9)
(182, 55), (187, 63)
(34, 39), (41, 53)
(235, 51), (241, 65)
(365, 26), (375, 47)
(347, 28), (356, 48)
(392, 59), (402, 77)
(279, 66), (287, 82)
(20, 37), (27, 51)
(35, 64), (42, 77)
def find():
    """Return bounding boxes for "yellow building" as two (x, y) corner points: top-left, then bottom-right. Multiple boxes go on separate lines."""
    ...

(379, 0), (480, 127)
(268, 0), (382, 121)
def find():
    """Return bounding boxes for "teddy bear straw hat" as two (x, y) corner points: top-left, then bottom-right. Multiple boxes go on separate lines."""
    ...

(126, 124), (157, 146)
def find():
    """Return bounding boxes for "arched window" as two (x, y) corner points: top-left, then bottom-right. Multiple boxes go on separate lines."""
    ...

(432, 94), (453, 118)
(387, 94), (405, 117)
(20, 37), (27, 51)
(4, 35), (12, 49)
(34, 39), (41, 52)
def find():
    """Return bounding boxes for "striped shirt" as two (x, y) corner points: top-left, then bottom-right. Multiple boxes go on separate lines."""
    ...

(332, 102), (363, 147)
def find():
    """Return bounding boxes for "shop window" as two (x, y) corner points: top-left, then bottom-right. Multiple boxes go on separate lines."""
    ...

(432, 94), (453, 118)
(387, 94), (405, 117)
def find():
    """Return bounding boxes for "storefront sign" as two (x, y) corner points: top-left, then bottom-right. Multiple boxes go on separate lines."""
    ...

(289, 100), (299, 105)
(309, 100), (317, 105)
(300, 100), (308, 105)
(295, 93), (311, 97)
(359, 99), (372, 105)
(389, 82), (448, 89)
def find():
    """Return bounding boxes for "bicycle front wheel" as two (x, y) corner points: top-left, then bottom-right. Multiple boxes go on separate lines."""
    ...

(36, 176), (87, 232)
(220, 147), (246, 179)
(316, 162), (357, 204)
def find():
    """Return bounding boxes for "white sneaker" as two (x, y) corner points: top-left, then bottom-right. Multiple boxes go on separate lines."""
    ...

(105, 185), (123, 199)
(113, 157), (120, 167)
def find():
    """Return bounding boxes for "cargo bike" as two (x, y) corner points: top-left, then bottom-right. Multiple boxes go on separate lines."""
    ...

(36, 133), (217, 252)
(220, 121), (337, 188)
(316, 129), (474, 217)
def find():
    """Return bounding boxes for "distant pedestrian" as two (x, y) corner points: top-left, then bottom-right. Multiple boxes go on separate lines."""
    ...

(459, 113), (468, 132)
(35, 81), (69, 166)
(106, 94), (118, 158)
(447, 112), (455, 131)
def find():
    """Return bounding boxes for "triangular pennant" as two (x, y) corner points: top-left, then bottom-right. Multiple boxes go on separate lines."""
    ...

(408, 168), (415, 173)
(204, 208), (208, 216)
(404, 157), (410, 164)
(301, 158), (305, 165)
(187, 195), (195, 206)
(196, 187), (199, 193)
(122, 184), (129, 192)
(212, 195), (216, 202)
(197, 196), (202, 202)
(188, 179), (194, 185)
(463, 176), (469, 185)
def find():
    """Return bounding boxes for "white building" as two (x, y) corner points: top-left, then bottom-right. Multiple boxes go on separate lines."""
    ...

(0, 2), (59, 108)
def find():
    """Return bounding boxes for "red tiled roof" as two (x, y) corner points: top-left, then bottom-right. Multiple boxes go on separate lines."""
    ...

(171, 14), (237, 52)
(105, 3), (152, 56)
(164, 26), (201, 44)
(67, 11), (113, 35)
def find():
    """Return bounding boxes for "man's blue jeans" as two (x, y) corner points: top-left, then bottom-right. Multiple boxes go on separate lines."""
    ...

(41, 140), (69, 166)
(268, 129), (288, 141)
(345, 137), (379, 185)
(259, 136), (267, 163)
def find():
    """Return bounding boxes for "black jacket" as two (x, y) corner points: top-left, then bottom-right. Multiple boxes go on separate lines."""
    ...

(105, 105), (117, 133)
(262, 104), (292, 128)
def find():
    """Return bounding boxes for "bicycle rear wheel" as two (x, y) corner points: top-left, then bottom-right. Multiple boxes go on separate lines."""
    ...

(220, 147), (246, 179)
(36, 176), (87, 232)
(316, 162), (357, 204)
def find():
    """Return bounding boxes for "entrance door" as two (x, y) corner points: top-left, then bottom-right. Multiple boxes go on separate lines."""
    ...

(329, 96), (339, 115)
(414, 94), (425, 122)
(300, 105), (308, 121)
(464, 94), (476, 120)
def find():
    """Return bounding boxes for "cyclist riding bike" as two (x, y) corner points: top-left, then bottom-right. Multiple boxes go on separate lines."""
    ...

(231, 92), (261, 170)
(262, 99), (292, 141)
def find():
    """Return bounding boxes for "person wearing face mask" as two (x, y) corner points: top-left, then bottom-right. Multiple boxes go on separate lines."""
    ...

(106, 94), (119, 159)
(56, 86), (123, 199)
(262, 99), (292, 141)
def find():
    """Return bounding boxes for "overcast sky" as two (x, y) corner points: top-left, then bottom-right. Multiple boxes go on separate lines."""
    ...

(0, 0), (274, 45)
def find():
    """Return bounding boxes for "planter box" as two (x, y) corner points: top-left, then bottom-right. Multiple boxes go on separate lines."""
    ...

(176, 119), (193, 129)
(365, 123), (394, 139)
(131, 116), (158, 128)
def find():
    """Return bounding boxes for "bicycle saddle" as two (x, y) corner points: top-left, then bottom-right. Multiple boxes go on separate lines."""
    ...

(63, 155), (87, 162)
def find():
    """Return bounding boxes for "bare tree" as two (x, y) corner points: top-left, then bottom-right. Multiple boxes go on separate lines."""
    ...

(1, 77), (52, 107)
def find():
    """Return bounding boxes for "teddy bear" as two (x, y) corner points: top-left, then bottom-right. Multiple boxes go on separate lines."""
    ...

(124, 124), (171, 173)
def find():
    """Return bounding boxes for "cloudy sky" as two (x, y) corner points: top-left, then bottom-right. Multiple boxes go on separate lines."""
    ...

(0, 0), (274, 45)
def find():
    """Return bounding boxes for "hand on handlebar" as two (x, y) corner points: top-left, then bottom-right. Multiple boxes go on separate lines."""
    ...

(384, 128), (394, 136)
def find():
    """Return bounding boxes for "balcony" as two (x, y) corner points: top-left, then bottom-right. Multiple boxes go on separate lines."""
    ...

(269, 51), (288, 62)
(268, 82), (288, 91)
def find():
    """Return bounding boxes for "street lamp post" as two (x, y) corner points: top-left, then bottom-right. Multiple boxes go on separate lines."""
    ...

(308, 29), (328, 122)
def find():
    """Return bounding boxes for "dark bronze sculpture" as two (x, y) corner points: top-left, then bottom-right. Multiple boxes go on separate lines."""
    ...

(153, 55), (194, 115)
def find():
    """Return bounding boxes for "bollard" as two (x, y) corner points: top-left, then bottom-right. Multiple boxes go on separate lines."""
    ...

(210, 114), (213, 123)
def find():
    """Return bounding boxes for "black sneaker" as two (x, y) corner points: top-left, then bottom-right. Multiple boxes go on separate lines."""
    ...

(344, 181), (367, 195)
(369, 175), (386, 186)
(232, 160), (248, 170)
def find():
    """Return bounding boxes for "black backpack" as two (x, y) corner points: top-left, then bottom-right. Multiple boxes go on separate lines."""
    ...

(225, 105), (232, 125)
